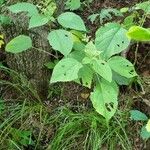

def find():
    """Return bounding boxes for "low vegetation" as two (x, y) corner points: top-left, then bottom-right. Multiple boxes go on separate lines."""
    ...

(0, 0), (150, 149)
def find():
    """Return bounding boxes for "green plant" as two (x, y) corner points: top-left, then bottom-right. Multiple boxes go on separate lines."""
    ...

(0, 93), (133, 150)
(36, 0), (56, 22)
(123, 4), (150, 140)
(135, 1), (150, 14)
(130, 110), (150, 140)
(127, 26), (150, 41)
(65, 0), (81, 10)
(48, 107), (132, 150)
(65, 0), (93, 11)
(122, 12), (139, 29)
(126, 1), (150, 64)
(4, 2), (138, 123)
(7, 2), (56, 29)
(126, 0), (150, 32)
(0, 101), (32, 149)
(9, 128), (33, 149)
(120, 1), (150, 30)
(88, 8), (123, 24)
(0, 0), (11, 25)
(0, 95), (53, 149)
(0, 64), (41, 101)
(48, 16), (138, 123)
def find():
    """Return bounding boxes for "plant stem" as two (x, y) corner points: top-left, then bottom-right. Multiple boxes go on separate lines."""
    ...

(33, 46), (58, 59)
(134, 6), (149, 65)
(134, 42), (139, 65)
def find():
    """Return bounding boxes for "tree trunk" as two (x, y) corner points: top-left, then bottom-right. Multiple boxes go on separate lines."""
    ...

(0, 1), (52, 100)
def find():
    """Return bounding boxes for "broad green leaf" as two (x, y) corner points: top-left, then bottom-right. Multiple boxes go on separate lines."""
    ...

(5, 35), (32, 53)
(136, 1), (150, 14)
(68, 50), (85, 62)
(71, 34), (80, 43)
(48, 30), (73, 56)
(50, 58), (83, 83)
(123, 14), (136, 29)
(90, 79), (118, 121)
(73, 42), (85, 51)
(108, 56), (137, 78)
(82, 57), (92, 64)
(95, 23), (130, 59)
(146, 120), (150, 132)
(29, 14), (49, 29)
(92, 59), (112, 82)
(127, 26), (150, 41)
(65, 0), (81, 10)
(8, 2), (38, 16)
(70, 30), (84, 40)
(130, 110), (148, 121)
(112, 71), (135, 85)
(84, 41), (100, 57)
(77, 65), (93, 88)
(57, 12), (86, 31)
(141, 126), (150, 140)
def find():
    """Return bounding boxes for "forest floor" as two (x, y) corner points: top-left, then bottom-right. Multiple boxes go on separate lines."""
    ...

(0, 0), (150, 150)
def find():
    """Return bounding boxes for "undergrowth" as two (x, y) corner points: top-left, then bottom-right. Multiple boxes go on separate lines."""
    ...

(0, 0), (150, 149)
(0, 99), (133, 150)
(0, 65), (133, 150)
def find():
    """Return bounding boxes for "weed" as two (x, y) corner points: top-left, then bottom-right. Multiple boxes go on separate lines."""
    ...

(1, 1), (150, 149)
(48, 107), (132, 150)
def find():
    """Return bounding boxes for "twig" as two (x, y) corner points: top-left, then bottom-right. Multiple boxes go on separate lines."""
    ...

(134, 42), (139, 65)
(33, 47), (58, 59)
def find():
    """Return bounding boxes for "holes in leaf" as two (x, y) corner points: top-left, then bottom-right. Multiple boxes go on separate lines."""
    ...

(129, 70), (134, 75)
(64, 73), (66, 76)
(109, 102), (114, 109)
(65, 34), (68, 37)
(122, 41), (124, 44)
(85, 82), (88, 86)
(105, 103), (111, 112)
(105, 102), (114, 112)
(130, 70), (134, 72)
(101, 62), (105, 65)
(61, 65), (65, 68)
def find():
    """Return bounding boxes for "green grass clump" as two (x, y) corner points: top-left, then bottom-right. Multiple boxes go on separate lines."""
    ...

(48, 107), (132, 150)
(0, 101), (132, 150)
(0, 65), (132, 150)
